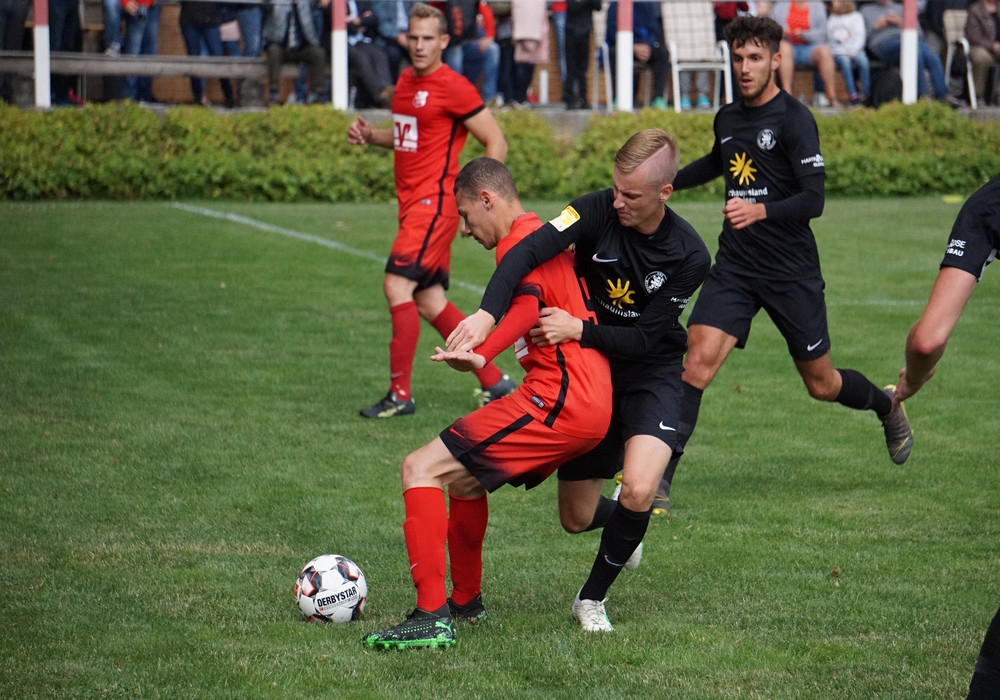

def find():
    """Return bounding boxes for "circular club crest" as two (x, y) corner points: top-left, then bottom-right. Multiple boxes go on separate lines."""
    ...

(756, 129), (776, 151)
(645, 271), (667, 293)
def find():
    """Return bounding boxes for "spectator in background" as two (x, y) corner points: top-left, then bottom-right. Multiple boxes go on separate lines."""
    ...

(606, 0), (669, 109)
(0, 0), (29, 103)
(965, 0), (1000, 105)
(117, 0), (159, 103)
(827, 0), (869, 105)
(373, 0), (414, 80)
(563, 0), (600, 109)
(861, 0), (961, 106)
(769, 0), (842, 108)
(492, 1), (514, 105)
(714, 1), (749, 41)
(262, 0), (328, 104)
(461, 2), (500, 104)
(347, 0), (395, 107)
(179, 0), (235, 108)
(510, 0), (546, 106)
(50, 0), (82, 104)
(103, 0), (124, 55)
(235, 2), (263, 59)
(550, 1), (567, 87)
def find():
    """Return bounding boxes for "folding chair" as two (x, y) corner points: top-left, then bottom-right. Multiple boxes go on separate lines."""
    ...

(943, 8), (977, 110)
(660, 0), (733, 113)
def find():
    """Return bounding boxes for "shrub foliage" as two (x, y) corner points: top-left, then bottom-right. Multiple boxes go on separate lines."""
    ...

(2, 100), (998, 201)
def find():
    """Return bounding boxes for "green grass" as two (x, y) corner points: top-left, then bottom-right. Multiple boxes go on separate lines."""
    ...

(2, 197), (998, 698)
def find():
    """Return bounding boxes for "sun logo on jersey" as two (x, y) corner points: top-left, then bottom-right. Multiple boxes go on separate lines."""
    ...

(606, 278), (635, 309)
(729, 152), (757, 186)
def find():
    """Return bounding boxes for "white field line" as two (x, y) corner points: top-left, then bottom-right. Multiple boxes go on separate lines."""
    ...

(172, 203), (923, 307)
(171, 202), (486, 295)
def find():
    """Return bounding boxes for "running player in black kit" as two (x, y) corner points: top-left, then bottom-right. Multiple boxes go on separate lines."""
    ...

(448, 129), (710, 631)
(664, 15), (913, 498)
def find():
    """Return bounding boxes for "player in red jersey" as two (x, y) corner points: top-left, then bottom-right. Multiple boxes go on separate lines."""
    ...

(361, 157), (613, 650)
(347, 3), (510, 419)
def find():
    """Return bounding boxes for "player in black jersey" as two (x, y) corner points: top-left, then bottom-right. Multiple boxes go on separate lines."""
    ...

(888, 174), (999, 700)
(448, 129), (711, 631)
(666, 15), (913, 495)
(889, 174), (1000, 700)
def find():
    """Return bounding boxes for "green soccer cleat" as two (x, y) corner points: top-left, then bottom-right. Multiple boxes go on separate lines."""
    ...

(361, 608), (456, 650)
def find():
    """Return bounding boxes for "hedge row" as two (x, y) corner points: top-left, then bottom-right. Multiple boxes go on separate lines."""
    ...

(2, 101), (998, 201)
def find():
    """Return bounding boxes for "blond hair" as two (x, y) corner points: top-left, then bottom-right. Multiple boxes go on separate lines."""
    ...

(614, 129), (680, 186)
(409, 3), (448, 36)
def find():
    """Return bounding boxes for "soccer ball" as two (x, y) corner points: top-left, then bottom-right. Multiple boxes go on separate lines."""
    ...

(294, 554), (368, 623)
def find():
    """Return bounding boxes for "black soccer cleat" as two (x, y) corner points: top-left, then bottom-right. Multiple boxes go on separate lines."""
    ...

(359, 391), (415, 419)
(474, 374), (516, 408)
(447, 594), (489, 624)
(361, 608), (456, 650)
(881, 385), (913, 465)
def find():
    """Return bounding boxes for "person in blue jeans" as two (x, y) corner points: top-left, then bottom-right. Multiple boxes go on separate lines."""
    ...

(179, 0), (234, 107)
(861, 0), (960, 105)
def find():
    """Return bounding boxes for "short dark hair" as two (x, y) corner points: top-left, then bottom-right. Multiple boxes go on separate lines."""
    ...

(454, 157), (520, 201)
(725, 15), (783, 55)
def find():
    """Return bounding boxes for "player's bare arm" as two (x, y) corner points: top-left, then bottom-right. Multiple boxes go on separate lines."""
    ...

(723, 197), (767, 230)
(464, 110), (508, 163)
(347, 115), (394, 149)
(446, 308), (496, 352)
(895, 266), (977, 405)
(529, 307), (584, 347)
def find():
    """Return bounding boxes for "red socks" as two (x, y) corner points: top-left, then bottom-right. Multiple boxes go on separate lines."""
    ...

(402, 488), (490, 611)
(389, 301), (420, 400)
(447, 492), (488, 607)
(403, 487), (448, 613)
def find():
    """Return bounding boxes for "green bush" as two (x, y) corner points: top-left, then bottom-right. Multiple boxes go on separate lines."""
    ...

(1, 100), (998, 201)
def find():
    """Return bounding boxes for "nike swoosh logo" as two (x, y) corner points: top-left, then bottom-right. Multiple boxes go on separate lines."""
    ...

(592, 253), (618, 263)
(659, 422), (676, 431)
(721, 136), (733, 144)
(806, 340), (823, 352)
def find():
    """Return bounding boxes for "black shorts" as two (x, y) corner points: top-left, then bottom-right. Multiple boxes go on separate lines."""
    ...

(557, 360), (684, 482)
(688, 266), (831, 362)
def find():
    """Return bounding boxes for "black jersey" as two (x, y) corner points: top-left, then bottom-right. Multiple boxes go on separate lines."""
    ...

(674, 91), (826, 280)
(940, 174), (1000, 281)
(479, 189), (711, 364)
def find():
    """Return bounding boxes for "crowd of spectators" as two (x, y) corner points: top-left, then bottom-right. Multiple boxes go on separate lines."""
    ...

(1, 0), (998, 109)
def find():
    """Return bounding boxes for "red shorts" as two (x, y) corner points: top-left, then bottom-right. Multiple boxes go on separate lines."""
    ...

(439, 396), (603, 493)
(387, 206), (459, 291)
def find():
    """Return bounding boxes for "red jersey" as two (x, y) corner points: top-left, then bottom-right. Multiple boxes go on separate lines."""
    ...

(390, 64), (485, 217)
(476, 214), (612, 439)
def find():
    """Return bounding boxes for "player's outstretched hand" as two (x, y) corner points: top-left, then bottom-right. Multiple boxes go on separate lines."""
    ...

(529, 307), (583, 347)
(431, 347), (486, 372)
(446, 309), (495, 352)
(894, 367), (932, 406)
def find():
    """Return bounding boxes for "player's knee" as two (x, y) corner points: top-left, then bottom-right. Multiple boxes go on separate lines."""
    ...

(618, 480), (656, 512)
(559, 510), (590, 534)
(400, 451), (429, 488)
(803, 376), (838, 402)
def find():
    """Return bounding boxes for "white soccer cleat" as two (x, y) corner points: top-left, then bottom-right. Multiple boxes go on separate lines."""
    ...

(624, 541), (643, 571)
(572, 592), (614, 632)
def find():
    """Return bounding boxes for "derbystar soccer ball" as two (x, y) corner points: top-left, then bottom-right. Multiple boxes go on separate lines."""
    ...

(294, 554), (368, 623)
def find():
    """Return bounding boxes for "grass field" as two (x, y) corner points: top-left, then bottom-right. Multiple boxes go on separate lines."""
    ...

(2, 197), (998, 698)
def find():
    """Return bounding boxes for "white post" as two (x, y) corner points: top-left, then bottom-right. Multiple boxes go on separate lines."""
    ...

(33, 0), (51, 108)
(615, 0), (633, 112)
(538, 69), (548, 105)
(900, 0), (918, 104)
(331, 0), (349, 110)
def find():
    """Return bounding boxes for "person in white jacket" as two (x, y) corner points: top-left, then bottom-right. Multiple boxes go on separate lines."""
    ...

(827, 0), (870, 104)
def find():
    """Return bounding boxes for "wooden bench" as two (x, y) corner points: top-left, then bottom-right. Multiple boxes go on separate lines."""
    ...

(0, 50), (306, 80)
